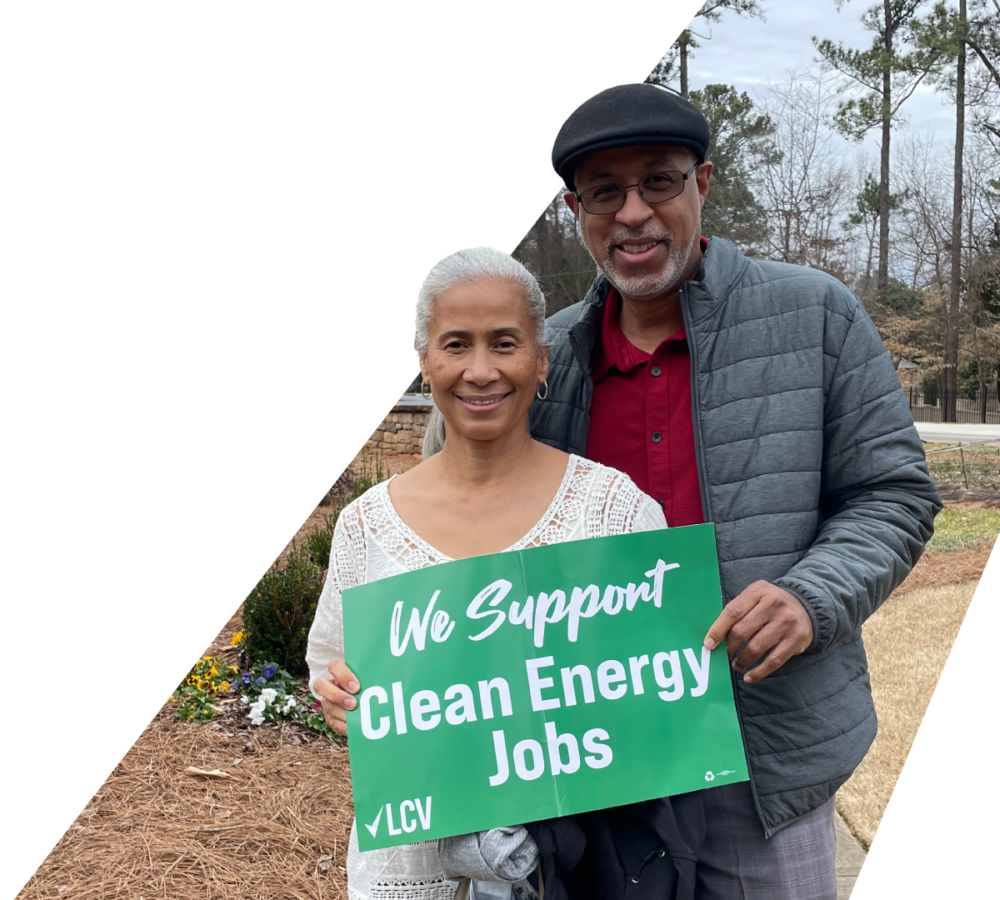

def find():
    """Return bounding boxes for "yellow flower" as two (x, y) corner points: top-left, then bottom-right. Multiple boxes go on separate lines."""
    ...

(230, 631), (245, 646)
(229, 665), (239, 673)
(220, 681), (231, 692)
(209, 667), (219, 677)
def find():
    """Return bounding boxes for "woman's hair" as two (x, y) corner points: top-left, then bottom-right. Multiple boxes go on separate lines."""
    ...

(414, 247), (547, 355)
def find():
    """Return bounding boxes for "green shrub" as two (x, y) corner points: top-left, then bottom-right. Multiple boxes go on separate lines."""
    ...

(243, 457), (390, 675)
(305, 513), (336, 570)
(242, 544), (323, 676)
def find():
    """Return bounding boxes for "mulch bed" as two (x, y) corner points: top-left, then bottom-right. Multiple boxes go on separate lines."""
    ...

(936, 487), (1000, 505)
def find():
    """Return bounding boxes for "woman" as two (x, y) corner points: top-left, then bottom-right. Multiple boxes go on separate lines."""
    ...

(306, 247), (668, 900)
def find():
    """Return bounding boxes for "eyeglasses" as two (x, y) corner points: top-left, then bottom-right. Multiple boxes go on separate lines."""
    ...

(574, 164), (700, 215)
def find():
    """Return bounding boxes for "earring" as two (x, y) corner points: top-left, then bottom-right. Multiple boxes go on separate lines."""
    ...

(421, 379), (433, 400)
(536, 379), (549, 401)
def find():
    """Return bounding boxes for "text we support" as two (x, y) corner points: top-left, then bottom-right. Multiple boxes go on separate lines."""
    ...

(389, 559), (681, 656)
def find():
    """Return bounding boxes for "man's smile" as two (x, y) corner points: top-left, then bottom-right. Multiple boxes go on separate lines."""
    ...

(612, 238), (667, 265)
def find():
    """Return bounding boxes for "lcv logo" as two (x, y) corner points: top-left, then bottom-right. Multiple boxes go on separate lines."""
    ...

(365, 797), (433, 838)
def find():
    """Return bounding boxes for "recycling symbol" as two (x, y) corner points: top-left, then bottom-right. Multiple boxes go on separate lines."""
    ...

(704, 771), (715, 782)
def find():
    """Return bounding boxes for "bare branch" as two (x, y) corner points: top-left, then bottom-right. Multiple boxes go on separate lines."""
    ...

(967, 38), (1000, 89)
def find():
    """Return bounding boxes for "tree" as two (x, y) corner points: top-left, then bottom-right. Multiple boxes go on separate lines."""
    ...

(512, 194), (597, 316)
(815, 0), (934, 310)
(910, 0), (1000, 417)
(844, 167), (908, 290)
(689, 84), (780, 250)
(964, 144), (1000, 407)
(754, 66), (855, 273)
(645, 0), (764, 98)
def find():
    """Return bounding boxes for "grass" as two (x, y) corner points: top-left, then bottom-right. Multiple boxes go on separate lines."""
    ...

(925, 443), (1000, 489)
(927, 506), (1000, 552)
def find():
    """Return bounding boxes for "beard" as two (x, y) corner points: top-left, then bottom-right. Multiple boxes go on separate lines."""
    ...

(592, 224), (700, 301)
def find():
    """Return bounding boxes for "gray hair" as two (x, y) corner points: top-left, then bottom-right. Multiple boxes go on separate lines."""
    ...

(414, 247), (547, 355)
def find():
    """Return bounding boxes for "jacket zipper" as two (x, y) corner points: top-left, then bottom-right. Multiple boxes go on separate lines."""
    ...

(680, 282), (772, 840)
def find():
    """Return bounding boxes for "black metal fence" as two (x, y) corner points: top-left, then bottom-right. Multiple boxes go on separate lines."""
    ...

(906, 386), (1000, 424)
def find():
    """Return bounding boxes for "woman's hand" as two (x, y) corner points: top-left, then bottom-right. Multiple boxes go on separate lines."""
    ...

(313, 659), (360, 736)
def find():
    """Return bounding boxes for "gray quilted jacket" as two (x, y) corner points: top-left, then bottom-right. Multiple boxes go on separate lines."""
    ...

(530, 237), (941, 835)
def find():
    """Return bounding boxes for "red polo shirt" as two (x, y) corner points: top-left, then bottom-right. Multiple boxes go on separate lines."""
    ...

(585, 275), (705, 528)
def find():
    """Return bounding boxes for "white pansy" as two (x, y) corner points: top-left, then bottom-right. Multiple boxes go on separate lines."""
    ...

(282, 696), (298, 714)
(249, 707), (265, 725)
(259, 688), (278, 707)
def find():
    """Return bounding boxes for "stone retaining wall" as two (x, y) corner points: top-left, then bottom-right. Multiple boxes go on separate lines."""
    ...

(366, 403), (432, 457)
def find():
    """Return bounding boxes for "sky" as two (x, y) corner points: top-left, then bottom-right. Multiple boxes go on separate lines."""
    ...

(691, 0), (955, 135)
(3, 0), (976, 302)
(675, 1), (958, 162)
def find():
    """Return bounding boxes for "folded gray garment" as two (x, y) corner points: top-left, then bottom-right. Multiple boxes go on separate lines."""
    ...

(438, 826), (539, 883)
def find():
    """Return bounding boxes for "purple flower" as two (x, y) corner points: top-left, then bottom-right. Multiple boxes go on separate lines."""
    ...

(256, 676), (267, 685)
(242, 673), (253, 685)
(262, 665), (277, 679)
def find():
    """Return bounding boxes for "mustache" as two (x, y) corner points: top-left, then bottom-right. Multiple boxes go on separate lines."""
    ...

(603, 227), (674, 254)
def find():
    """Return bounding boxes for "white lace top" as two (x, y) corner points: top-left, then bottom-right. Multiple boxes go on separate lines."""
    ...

(306, 455), (667, 900)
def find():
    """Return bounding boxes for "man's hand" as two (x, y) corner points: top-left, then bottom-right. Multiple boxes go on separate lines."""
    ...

(313, 659), (359, 736)
(703, 581), (814, 683)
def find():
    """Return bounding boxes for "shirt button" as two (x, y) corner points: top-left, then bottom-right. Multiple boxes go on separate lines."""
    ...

(652, 432), (662, 443)
(651, 366), (662, 377)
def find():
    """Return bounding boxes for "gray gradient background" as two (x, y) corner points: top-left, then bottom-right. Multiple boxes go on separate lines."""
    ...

(3, 0), (697, 304)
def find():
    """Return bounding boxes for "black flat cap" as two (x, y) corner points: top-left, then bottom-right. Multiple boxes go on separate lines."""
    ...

(552, 83), (710, 190)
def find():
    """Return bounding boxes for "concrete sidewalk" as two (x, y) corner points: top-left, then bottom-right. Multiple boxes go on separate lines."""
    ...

(915, 422), (1000, 444)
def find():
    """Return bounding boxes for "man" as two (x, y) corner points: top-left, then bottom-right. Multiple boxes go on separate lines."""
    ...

(344, 84), (941, 898)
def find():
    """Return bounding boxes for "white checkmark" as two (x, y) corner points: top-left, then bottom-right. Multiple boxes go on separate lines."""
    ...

(365, 806), (383, 838)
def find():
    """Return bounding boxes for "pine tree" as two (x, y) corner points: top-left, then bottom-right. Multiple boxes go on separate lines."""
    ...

(645, 1), (764, 98)
(815, 0), (932, 310)
(911, 0), (1000, 417)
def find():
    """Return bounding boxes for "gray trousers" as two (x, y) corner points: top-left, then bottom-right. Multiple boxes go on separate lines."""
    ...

(696, 783), (837, 900)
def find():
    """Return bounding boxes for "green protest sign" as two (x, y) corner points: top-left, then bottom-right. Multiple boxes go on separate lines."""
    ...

(342, 524), (748, 852)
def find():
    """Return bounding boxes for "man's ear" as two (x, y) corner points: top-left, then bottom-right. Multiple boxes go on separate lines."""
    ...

(563, 191), (579, 216)
(696, 161), (713, 207)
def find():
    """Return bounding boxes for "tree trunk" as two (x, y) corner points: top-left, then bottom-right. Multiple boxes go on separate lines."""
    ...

(945, 0), (967, 422)
(680, 39), (689, 99)
(877, 0), (893, 311)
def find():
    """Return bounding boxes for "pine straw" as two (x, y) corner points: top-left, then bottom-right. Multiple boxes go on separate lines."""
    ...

(890, 534), (996, 597)
(836, 576), (983, 848)
(19, 706), (354, 900)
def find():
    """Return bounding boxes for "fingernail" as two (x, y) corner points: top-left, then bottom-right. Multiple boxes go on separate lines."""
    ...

(743, 674), (753, 683)
(348, 680), (359, 692)
(704, 637), (716, 650)
(345, 697), (356, 710)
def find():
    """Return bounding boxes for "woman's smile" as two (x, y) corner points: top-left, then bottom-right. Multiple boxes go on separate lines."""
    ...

(454, 391), (513, 413)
